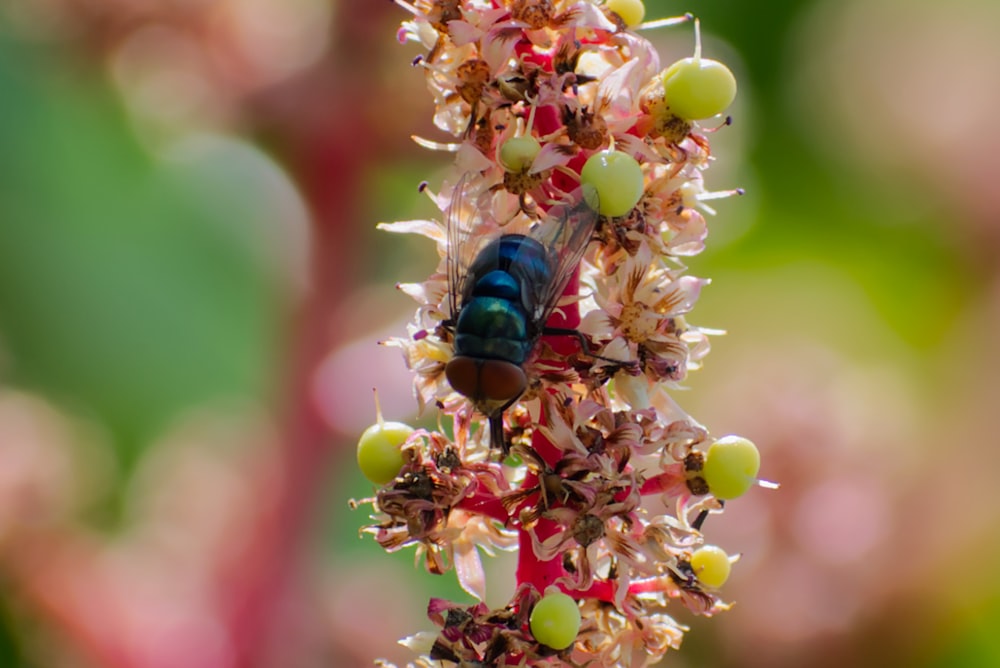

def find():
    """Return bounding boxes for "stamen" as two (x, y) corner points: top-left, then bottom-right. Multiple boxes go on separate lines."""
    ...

(635, 13), (694, 32)
(393, 0), (421, 17)
(693, 17), (703, 63)
(411, 135), (461, 151)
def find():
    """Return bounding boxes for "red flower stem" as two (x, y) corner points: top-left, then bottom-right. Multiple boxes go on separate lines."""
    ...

(515, 271), (584, 594)
(579, 576), (669, 603)
(534, 104), (561, 137)
(515, 510), (565, 593)
(627, 578), (671, 595)
(457, 489), (510, 523)
(578, 579), (615, 603)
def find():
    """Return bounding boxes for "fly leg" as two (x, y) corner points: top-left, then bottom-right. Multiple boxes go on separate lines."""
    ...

(541, 326), (639, 371)
(488, 394), (522, 457)
(489, 415), (509, 457)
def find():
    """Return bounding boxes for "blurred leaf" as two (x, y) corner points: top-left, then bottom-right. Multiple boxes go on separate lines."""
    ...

(925, 595), (1000, 668)
(0, 37), (285, 461)
(0, 604), (24, 668)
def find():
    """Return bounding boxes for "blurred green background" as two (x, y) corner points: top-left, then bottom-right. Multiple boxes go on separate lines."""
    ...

(1, 0), (999, 666)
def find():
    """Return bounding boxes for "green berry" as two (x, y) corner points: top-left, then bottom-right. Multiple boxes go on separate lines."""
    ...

(529, 591), (581, 650)
(606, 0), (645, 27)
(662, 57), (737, 121)
(691, 545), (731, 588)
(702, 435), (760, 500)
(499, 135), (541, 172)
(580, 149), (644, 217)
(357, 420), (413, 485)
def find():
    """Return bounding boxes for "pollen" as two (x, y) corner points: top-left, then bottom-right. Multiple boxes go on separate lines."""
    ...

(619, 302), (657, 342)
(565, 105), (608, 150)
(456, 59), (491, 106)
(572, 513), (606, 547)
(429, 0), (462, 33)
(511, 0), (554, 30)
(503, 168), (545, 195)
(641, 80), (693, 143)
(416, 336), (451, 364)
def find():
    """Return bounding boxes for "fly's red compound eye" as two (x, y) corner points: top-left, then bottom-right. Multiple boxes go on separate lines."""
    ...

(478, 359), (527, 402)
(446, 356), (527, 403)
(445, 356), (479, 400)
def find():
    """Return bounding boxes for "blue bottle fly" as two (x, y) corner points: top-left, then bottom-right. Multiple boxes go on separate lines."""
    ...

(443, 176), (599, 454)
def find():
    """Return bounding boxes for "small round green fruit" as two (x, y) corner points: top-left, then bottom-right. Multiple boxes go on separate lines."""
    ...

(702, 435), (760, 500)
(580, 149), (644, 217)
(357, 421), (413, 485)
(691, 545), (732, 588)
(529, 591), (581, 650)
(606, 0), (645, 27)
(499, 135), (541, 172)
(662, 57), (737, 121)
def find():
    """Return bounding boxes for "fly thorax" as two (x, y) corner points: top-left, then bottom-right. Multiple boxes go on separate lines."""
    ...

(473, 270), (521, 300)
(495, 235), (550, 278)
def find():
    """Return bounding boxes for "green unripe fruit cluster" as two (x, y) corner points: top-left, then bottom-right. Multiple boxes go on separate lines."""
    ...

(580, 149), (644, 217)
(702, 435), (760, 500)
(529, 591), (581, 650)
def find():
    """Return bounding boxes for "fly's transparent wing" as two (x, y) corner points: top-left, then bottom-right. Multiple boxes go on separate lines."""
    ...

(520, 187), (600, 326)
(445, 173), (499, 321)
(445, 173), (470, 321)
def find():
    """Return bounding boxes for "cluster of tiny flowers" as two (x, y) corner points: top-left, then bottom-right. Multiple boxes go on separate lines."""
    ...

(355, 2), (760, 666)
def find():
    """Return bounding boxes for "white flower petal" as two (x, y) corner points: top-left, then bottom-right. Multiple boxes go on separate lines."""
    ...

(453, 539), (487, 601)
(579, 308), (615, 338)
(398, 630), (438, 653)
(530, 142), (574, 174)
(447, 20), (481, 46)
(377, 219), (444, 243)
(615, 372), (650, 410)
(455, 141), (494, 173)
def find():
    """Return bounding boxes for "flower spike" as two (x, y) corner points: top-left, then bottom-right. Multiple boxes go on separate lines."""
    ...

(360, 2), (766, 666)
